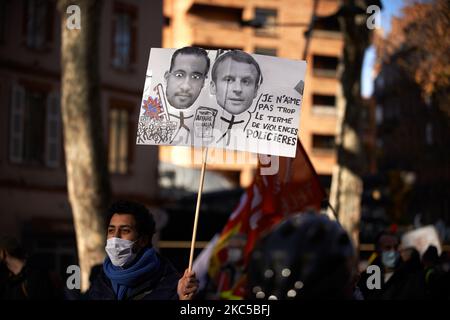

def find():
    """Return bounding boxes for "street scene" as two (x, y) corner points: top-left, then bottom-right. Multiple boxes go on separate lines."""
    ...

(0, 0), (449, 307)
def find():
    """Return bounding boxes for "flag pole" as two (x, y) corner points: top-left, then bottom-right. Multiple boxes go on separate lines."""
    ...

(325, 200), (338, 221)
(188, 147), (209, 271)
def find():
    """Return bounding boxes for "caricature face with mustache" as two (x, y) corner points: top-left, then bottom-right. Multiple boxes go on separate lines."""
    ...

(164, 53), (208, 110)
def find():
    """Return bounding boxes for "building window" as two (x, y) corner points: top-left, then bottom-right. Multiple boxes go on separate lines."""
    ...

(24, 0), (53, 50)
(313, 55), (338, 78)
(375, 104), (383, 125)
(254, 8), (277, 37)
(312, 94), (335, 107)
(164, 16), (171, 27)
(9, 84), (61, 167)
(318, 174), (332, 192)
(23, 218), (77, 280)
(109, 107), (130, 174)
(111, 2), (137, 70)
(314, 15), (340, 32)
(188, 4), (243, 26)
(0, 0), (8, 43)
(254, 47), (277, 56)
(374, 75), (385, 93)
(312, 134), (335, 151)
(46, 92), (61, 167)
(312, 94), (336, 115)
(425, 123), (433, 145)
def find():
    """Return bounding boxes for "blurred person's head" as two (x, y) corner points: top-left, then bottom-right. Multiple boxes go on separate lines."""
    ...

(164, 46), (210, 110)
(399, 246), (417, 263)
(0, 236), (27, 274)
(247, 212), (356, 300)
(439, 251), (450, 272)
(375, 230), (400, 271)
(422, 245), (439, 268)
(210, 50), (262, 115)
(0, 236), (26, 261)
(399, 246), (421, 270)
(105, 200), (156, 268)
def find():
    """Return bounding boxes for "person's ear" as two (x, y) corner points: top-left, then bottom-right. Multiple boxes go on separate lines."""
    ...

(164, 71), (170, 83)
(137, 235), (150, 249)
(210, 81), (216, 95)
(201, 75), (207, 88)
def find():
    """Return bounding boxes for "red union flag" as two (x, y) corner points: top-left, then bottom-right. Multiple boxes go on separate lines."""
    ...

(207, 138), (326, 299)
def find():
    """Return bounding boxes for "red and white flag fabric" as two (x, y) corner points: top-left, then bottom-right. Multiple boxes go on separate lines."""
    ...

(206, 138), (326, 299)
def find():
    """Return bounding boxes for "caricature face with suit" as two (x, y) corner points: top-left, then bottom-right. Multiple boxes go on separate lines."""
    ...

(210, 50), (261, 115)
(164, 47), (210, 143)
(210, 50), (262, 145)
(165, 47), (210, 110)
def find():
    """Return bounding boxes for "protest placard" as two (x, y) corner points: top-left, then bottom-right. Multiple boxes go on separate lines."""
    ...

(401, 225), (442, 256)
(136, 47), (306, 158)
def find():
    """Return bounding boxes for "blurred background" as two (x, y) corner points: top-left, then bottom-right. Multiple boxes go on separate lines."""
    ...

(0, 0), (448, 283)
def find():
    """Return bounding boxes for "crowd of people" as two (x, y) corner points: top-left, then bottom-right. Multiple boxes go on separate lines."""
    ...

(0, 201), (197, 301)
(1, 200), (449, 300)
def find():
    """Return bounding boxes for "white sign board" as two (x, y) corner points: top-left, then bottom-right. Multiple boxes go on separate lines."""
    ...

(401, 225), (442, 256)
(136, 47), (306, 158)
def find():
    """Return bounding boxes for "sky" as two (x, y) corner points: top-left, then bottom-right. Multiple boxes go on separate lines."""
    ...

(361, 0), (406, 97)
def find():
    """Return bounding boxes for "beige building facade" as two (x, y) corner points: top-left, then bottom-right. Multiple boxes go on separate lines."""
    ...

(161, 0), (343, 190)
(0, 0), (163, 272)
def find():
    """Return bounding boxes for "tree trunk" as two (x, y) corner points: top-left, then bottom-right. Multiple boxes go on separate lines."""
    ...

(58, 0), (110, 292)
(327, 0), (374, 248)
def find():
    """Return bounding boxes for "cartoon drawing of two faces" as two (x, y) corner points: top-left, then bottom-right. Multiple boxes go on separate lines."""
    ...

(164, 47), (261, 145)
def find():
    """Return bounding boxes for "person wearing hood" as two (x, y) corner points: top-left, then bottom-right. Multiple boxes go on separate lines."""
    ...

(358, 230), (425, 299)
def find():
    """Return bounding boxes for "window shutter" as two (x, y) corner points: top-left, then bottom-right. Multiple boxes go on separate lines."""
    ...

(9, 84), (25, 163)
(111, 17), (117, 64)
(131, 23), (137, 64)
(45, 91), (61, 168)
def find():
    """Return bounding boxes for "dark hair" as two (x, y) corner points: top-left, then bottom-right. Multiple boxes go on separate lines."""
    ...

(169, 46), (210, 75)
(374, 230), (400, 251)
(422, 245), (439, 264)
(106, 200), (156, 243)
(247, 212), (355, 300)
(211, 50), (262, 86)
(0, 236), (27, 260)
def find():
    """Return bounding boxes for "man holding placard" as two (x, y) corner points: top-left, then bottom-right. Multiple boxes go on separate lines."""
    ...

(87, 200), (198, 300)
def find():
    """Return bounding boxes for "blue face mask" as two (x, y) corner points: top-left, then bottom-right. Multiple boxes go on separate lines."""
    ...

(381, 250), (399, 269)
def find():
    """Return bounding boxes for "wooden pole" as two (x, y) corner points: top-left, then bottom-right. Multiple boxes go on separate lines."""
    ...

(188, 147), (209, 271)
